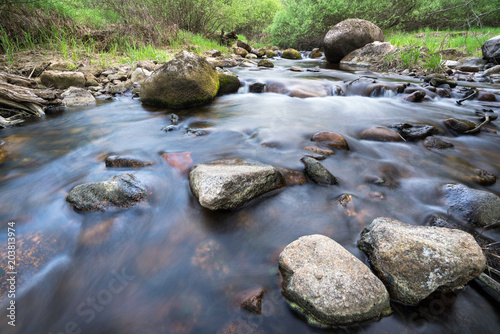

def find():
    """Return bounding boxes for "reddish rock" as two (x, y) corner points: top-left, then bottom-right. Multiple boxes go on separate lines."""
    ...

(403, 90), (427, 102)
(162, 152), (193, 174)
(477, 91), (496, 102)
(277, 168), (308, 186)
(303, 145), (335, 156)
(234, 288), (265, 314)
(311, 131), (349, 150)
(359, 127), (404, 142)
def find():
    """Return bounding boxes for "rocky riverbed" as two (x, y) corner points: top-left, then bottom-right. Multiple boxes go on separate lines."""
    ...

(0, 31), (499, 333)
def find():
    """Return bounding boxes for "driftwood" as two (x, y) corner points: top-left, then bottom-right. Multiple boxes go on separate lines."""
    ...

(0, 72), (37, 88)
(0, 71), (62, 128)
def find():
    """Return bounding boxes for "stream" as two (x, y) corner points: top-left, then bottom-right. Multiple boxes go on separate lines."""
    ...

(0, 57), (499, 333)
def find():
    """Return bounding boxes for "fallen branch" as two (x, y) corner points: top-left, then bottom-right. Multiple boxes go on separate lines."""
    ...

(0, 115), (24, 128)
(478, 273), (500, 294)
(0, 72), (37, 88)
(464, 110), (491, 134)
(346, 76), (378, 86)
(456, 90), (477, 105)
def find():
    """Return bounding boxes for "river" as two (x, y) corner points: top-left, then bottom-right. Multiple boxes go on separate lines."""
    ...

(0, 57), (499, 333)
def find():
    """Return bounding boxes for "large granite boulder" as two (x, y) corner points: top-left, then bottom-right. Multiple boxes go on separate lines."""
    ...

(482, 35), (500, 63)
(358, 217), (486, 305)
(279, 234), (391, 326)
(189, 159), (285, 210)
(67, 174), (148, 212)
(140, 51), (219, 108)
(40, 70), (85, 89)
(324, 19), (384, 64)
(441, 183), (500, 227)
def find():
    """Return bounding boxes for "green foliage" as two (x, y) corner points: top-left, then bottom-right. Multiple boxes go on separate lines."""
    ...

(423, 52), (444, 73)
(399, 47), (421, 68)
(269, 0), (500, 49)
(222, 0), (280, 38)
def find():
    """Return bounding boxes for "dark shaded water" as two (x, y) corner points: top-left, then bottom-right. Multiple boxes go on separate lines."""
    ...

(0, 58), (499, 333)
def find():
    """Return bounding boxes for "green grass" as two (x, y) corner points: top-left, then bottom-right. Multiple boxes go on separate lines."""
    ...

(386, 27), (500, 58)
(384, 27), (500, 72)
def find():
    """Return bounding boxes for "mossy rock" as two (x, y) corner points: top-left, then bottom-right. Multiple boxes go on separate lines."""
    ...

(258, 59), (274, 68)
(266, 50), (277, 58)
(140, 51), (219, 109)
(218, 72), (240, 96)
(282, 48), (302, 60)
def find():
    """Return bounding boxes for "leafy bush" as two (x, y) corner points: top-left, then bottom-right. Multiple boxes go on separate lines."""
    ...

(269, 0), (500, 49)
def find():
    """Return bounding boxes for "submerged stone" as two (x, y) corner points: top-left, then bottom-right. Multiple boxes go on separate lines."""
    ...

(67, 174), (148, 212)
(441, 183), (500, 227)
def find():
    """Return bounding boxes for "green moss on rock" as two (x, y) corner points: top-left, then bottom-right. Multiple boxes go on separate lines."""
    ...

(140, 51), (219, 109)
(282, 48), (302, 60)
(217, 72), (240, 95)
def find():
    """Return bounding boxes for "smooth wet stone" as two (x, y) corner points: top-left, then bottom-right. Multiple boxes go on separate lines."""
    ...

(441, 183), (500, 227)
(290, 66), (303, 72)
(423, 136), (454, 149)
(390, 123), (437, 141)
(443, 118), (477, 134)
(279, 234), (391, 326)
(249, 82), (266, 93)
(301, 157), (337, 185)
(67, 174), (148, 212)
(303, 146), (335, 156)
(189, 159), (284, 210)
(105, 155), (154, 168)
(358, 217), (486, 305)
(450, 167), (497, 186)
(311, 131), (349, 150)
(359, 127), (404, 142)
(476, 91), (496, 102)
(403, 90), (426, 102)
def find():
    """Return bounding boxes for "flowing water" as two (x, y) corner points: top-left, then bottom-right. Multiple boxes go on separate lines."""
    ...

(0, 58), (499, 333)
